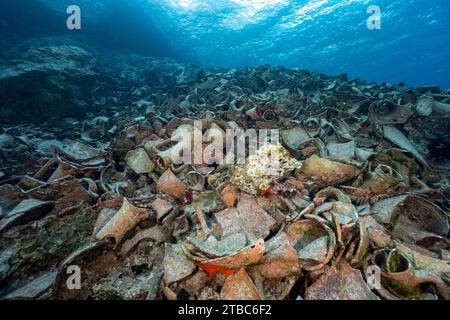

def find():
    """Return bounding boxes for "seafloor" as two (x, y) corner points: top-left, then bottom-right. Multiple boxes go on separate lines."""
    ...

(0, 45), (449, 300)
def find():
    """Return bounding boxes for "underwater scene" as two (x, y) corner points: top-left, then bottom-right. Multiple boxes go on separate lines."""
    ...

(0, 0), (449, 301)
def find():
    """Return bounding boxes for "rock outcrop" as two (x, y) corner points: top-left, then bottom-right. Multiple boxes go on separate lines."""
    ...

(0, 46), (98, 123)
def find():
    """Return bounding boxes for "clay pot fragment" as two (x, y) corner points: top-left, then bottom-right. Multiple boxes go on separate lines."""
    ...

(164, 243), (197, 284)
(382, 125), (429, 168)
(372, 195), (449, 239)
(187, 233), (248, 258)
(252, 274), (299, 300)
(0, 198), (54, 233)
(220, 268), (262, 300)
(47, 156), (77, 182)
(301, 155), (360, 187)
(326, 141), (355, 162)
(95, 198), (151, 245)
(56, 140), (104, 162)
(349, 221), (370, 267)
(100, 164), (133, 196)
(416, 95), (450, 115)
(125, 148), (155, 174)
(369, 249), (449, 300)
(252, 231), (301, 279)
(182, 238), (265, 276)
(303, 117), (321, 137)
(313, 200), (359, 233)
(369, 101), (415, 124)
(246, 106), (262, 120)
(305, 262), (379, 300)
(80, 177), (98, 194)
(216, 182), (239, 207)
(281, 128), (309, 151)
(315, 186), (352, 203)
(371, 195), (408, 225)
(157, 169), (187, 200)
(185, 171), (205, 191)
(236, 193), (277, 240)
(285, 215), (336, 271)
(92, 208), (117, 237)
(151, 198), (174, 222)
(213, 208), (243, 237)
(0, 184), (26, 213)
(355, 147), (375, 162)
(51, 241), (113, 298)
(122, 225), (171, 257)
(361, 164), (403, 194)
(415, 96), (433, 116)
(262, 109), (276, 121)
(3, 271), (57, 300)
(50, 183), (96, 217)
(298, 138), (328, 158)
(359, 215), (392, 249)
(147, 124), (194, 170)
(395, 242), (450, 279)
(392, 215), (450, 253)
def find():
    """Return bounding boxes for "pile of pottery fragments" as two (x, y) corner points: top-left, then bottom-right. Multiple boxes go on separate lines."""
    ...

(0, 48), (450, 300)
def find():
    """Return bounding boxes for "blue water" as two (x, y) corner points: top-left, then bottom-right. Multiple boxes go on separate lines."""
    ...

(1, 0), (450, 88)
